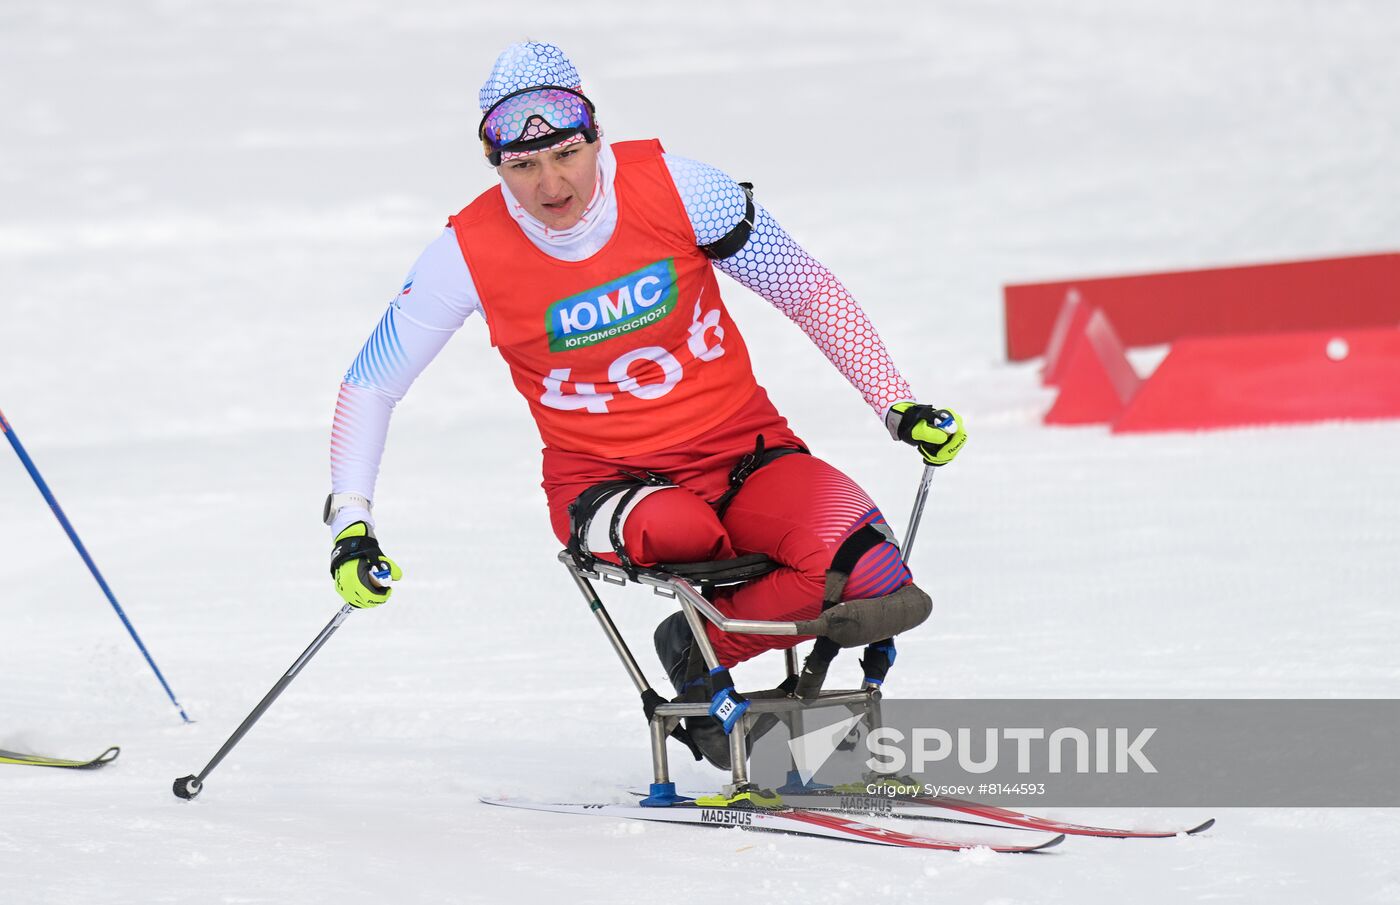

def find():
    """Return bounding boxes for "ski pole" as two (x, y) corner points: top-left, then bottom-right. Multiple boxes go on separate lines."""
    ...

(0, 408), (190, 723)
(173, 604), (355, 799)
(900, 408), (958, 566)
(900, 463), (936, 567)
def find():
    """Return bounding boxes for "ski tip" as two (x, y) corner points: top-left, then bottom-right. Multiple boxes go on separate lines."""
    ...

(1184, 818), (1216, 835)
(93, 746), (120, 767)
(1025, 833), (1067, 852)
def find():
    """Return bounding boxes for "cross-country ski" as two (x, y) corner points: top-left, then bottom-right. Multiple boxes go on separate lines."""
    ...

(632, 788), (1214, 838)
(0, 747), (120, 769)
(481, 797), (1065, 852)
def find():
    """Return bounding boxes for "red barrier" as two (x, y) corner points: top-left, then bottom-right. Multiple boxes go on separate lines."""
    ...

(1043, 309), (1142, 425)
(1113, 327), (1400, 433)
(1004, 252), (1400, 362)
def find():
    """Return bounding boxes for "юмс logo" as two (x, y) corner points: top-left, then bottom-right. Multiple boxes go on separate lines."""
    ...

(546, 259), (679, 352)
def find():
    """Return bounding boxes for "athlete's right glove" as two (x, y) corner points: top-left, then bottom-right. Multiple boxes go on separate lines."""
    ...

(329, 522), (402, 608)
(886, 403), (967, 466)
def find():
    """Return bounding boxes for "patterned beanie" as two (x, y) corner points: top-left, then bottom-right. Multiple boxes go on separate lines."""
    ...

(479, 41), (582, 113)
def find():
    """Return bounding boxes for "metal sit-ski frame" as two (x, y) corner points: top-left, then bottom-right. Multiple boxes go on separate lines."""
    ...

(559, 465), (937, 803)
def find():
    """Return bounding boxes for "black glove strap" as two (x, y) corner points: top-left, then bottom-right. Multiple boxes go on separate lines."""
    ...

(329, 534), (384, 576)
(895, 404), (939, 443)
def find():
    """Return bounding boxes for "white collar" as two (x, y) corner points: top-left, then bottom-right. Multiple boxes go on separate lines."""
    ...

(498, 142), (617, 248)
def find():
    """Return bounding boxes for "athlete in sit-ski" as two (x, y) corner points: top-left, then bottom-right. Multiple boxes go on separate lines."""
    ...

(324, 41), (967, 773)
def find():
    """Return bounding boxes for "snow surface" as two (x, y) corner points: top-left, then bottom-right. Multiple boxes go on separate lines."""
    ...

(4, 1), (1400, 902)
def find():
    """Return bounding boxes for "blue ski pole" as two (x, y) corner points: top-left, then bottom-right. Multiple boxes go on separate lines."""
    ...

(0, 408), (191, 723)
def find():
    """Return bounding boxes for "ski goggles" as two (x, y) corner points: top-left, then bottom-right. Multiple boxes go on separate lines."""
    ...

(478, 85), (598, 166)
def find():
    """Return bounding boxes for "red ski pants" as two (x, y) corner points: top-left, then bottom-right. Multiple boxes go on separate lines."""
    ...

(542, 389), (912, 666)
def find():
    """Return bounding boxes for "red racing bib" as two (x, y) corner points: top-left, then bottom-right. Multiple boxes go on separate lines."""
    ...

(449, 140), (759, 457)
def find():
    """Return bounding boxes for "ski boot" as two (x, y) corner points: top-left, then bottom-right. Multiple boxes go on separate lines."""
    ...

(654, 611), (743, 771)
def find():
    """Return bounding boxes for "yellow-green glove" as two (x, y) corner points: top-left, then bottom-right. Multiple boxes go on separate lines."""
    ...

(887, 403), (967, 466)
(329, 522), (403, 608)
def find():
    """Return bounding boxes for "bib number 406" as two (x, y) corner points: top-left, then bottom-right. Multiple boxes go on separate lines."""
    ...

(540, 301), (725, 414)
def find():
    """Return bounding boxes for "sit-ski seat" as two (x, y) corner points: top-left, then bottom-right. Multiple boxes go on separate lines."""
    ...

(558, 548), (912, 804)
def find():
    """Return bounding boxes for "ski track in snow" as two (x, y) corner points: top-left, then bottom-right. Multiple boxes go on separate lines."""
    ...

(3, 2), (1400, 903)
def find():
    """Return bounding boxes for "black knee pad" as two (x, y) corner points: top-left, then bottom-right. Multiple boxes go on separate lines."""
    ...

(794, 582), (932, 648)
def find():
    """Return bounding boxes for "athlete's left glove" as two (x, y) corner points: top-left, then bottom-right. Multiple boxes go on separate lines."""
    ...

(329, 522), (403, 608)
(886, 403), (967, 466)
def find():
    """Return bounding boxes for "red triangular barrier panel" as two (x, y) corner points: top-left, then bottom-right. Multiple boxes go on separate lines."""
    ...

(1041, 289), (1092, 387)
(1044, 309), (1142, 425)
